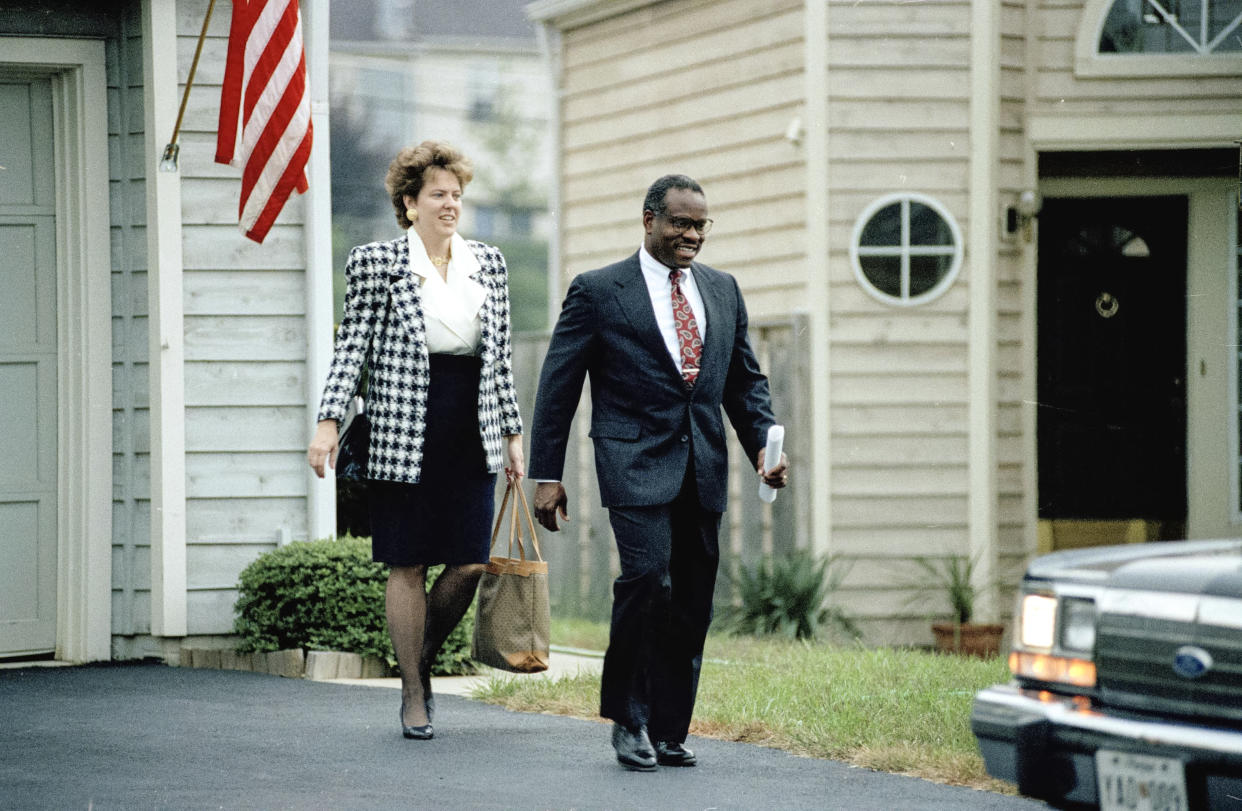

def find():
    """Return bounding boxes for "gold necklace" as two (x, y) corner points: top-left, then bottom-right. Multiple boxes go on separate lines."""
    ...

(429, 254), (450, 267)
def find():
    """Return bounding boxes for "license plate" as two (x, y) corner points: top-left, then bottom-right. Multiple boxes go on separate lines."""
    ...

(1095, 750), (1188, 811)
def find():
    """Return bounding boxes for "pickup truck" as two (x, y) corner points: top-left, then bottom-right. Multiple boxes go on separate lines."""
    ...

(971, 540), (1242, 809)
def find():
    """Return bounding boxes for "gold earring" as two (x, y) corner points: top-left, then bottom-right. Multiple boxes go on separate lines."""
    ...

(406, 208), (418, 222)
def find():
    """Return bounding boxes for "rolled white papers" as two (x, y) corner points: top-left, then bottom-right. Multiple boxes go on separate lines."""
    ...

(758, 424), (784, 504)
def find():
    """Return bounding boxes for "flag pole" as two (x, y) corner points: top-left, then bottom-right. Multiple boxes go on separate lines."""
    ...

(159, 0), (218, 172)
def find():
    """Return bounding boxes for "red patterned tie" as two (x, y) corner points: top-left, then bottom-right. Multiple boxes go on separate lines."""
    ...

(670, 269), (701, 387)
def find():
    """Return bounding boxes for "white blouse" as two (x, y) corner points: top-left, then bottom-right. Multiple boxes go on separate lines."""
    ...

(406, 229), (487, 355)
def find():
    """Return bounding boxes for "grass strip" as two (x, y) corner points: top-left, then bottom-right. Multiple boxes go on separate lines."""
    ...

(472, 623), (1015, 793)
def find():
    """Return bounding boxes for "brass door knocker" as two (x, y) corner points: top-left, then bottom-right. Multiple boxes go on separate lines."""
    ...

(1095, 292), (1119, 319)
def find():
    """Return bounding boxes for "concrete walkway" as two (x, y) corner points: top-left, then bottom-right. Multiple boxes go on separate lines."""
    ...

(0, 661), (1048, 810)
(326, 646), (605, 696)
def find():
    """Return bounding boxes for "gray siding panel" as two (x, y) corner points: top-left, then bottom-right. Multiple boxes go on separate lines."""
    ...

(108, 1), (150, 638)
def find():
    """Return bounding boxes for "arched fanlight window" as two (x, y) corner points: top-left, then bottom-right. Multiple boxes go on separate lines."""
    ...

(1100, 0), (1242, 54)
(1076, 0), (1242, 75)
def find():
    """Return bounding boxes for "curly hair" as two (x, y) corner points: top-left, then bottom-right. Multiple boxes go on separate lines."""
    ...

(384, 141), (474, 229)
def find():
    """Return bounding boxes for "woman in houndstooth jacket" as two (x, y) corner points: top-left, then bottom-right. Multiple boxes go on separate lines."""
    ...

(308, 141), (523, 740)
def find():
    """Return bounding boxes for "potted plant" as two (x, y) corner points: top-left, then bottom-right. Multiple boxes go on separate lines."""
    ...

(907, 553), (1005, 657)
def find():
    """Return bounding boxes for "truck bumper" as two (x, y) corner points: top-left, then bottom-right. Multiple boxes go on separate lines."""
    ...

(971, 684), (1242, 807)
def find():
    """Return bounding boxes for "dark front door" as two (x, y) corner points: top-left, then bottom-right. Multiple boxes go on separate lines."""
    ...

(1037, 196), (1187, 536)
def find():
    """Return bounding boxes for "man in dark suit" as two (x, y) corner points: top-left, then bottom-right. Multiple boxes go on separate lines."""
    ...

(529, 174), (788, 771)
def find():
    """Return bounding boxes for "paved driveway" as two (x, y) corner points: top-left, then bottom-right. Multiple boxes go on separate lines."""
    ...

(0, 663), (1047, 810)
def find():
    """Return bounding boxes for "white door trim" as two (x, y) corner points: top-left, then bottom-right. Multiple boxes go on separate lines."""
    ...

(2, 38), (113, 662)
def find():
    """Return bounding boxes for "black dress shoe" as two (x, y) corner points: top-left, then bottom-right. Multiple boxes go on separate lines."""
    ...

(655, 741), (697, 767)
(611, 723), (657, 771)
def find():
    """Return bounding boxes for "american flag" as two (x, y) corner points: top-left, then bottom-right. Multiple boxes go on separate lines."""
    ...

(215, 0), (313, 244)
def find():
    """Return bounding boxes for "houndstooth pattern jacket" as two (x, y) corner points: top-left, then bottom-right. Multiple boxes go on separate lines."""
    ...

(316, 235), (522, 483)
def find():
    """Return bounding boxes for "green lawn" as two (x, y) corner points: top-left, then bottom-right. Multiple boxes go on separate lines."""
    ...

(471, 618), (1015, 793)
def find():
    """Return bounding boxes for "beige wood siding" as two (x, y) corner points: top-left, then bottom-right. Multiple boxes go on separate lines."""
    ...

(545, 0), (1038, 643)
(997, 0), (1035, 595)
(823, 0), (974, 640)
(556, 0), (806, 312)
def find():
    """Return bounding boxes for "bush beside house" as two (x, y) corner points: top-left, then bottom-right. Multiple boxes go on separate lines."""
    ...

(232, 537), (476, 677)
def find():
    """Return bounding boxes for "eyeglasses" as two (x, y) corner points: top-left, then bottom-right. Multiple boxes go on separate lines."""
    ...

(660, 214), (713, 236)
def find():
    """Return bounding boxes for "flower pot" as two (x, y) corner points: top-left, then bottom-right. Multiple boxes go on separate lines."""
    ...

(931, 622), (1005, 658)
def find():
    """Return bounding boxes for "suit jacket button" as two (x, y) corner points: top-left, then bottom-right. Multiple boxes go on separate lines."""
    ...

(680, 434), (689, 443)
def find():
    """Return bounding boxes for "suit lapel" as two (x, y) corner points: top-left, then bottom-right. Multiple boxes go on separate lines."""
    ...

(387, 233), (412, 282)
(385, 237), (429, 346)
(465, 241), (497, 363)
(612, 254), (682, 380)
(692, 263), (730, 390)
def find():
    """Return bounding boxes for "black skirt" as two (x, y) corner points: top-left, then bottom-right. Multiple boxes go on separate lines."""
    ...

(368, 354), (496, 566)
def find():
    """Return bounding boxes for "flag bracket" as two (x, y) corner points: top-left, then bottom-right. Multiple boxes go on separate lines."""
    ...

(159, 0), (217, 172)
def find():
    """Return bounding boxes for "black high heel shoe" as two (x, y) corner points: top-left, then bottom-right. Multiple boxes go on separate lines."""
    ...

(400, 700), (433, 740)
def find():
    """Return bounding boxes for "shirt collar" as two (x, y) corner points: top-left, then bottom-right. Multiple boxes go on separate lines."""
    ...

(639, 244), (693, 284)
(407, 230), (482, 282)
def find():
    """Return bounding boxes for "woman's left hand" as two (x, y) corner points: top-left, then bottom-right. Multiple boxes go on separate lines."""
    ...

(505, 434), (526, 480)
(308, 419), (340, 479)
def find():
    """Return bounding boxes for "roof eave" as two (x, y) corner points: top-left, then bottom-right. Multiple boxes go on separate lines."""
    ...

(525, 0), (658, 29)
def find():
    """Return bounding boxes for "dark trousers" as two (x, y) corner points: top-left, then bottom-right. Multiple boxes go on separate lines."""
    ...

(599, 461), (721, 743)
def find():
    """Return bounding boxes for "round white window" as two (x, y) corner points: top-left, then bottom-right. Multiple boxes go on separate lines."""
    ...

(849, 193), (963, 306)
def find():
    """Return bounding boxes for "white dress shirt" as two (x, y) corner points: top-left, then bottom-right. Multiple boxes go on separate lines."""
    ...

(406, 229), (487, 354)
(638, 244), (707, 374)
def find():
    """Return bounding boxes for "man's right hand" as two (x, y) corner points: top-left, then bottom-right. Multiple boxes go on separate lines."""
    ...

(533, 481), (570, 532)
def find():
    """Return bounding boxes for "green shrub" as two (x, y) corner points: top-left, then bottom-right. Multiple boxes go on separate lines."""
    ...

(722, 550), (859, 641)
(232, 536), (476, 676)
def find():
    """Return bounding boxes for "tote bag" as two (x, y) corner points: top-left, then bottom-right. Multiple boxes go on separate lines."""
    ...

(472, 479), (550, 674)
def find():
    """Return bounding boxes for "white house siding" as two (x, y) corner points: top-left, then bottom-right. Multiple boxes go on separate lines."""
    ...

(173, 0), (310, 635)
(108, 0), (313, 650)
(2, 0), (318, 658)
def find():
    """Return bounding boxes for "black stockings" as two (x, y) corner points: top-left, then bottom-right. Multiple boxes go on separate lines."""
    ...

(387, 563), (484, 727)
